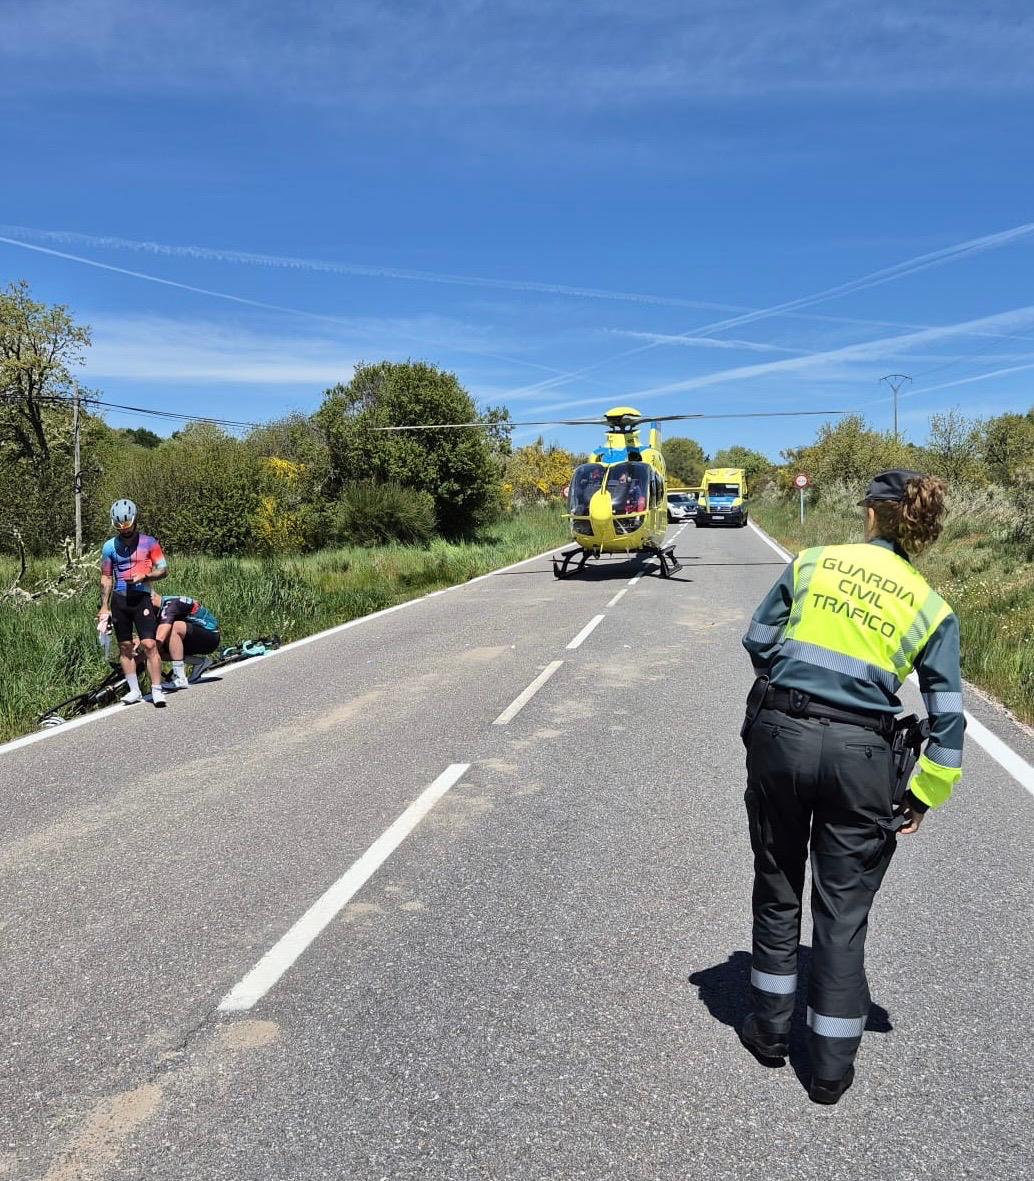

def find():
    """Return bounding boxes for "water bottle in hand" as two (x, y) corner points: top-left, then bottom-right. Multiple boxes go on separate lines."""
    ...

(97, 614), (112, 658)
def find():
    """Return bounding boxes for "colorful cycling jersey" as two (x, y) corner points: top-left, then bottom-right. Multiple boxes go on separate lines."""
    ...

(159, 596), (219, 632)
(101, 533), (167, 593)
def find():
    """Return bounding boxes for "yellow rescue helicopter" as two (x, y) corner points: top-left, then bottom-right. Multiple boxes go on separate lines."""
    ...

(376, 404), (844, 579)
(556, 405), (676, 578)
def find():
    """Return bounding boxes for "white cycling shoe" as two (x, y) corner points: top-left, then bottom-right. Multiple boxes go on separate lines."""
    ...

(122, 688), (143, 705)
(161, 674), (191, 691)
(150, 687), (167, 708)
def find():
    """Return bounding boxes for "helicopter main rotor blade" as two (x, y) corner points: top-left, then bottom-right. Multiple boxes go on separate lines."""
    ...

(372, 417), (610, 431)
(641, 409), (848, 423)
(372, 408), (849, 431)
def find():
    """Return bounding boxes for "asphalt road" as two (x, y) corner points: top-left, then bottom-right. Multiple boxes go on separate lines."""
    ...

(2, 521), (1032, 1180)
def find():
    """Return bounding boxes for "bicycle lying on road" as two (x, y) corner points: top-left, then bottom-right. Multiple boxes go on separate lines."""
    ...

(37, 637), (282, 729)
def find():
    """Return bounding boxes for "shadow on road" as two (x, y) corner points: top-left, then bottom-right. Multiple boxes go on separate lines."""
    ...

(675, 560), (786, 567)
(687, 948), (893, 1090)
(492, 561), (693, 583)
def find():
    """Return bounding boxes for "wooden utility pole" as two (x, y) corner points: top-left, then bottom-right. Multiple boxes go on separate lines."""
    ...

(72, 387), (82, 557)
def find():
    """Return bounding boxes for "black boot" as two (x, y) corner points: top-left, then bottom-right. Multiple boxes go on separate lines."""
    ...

(809, 1066), (855, 1105)
(738, 1013), (789, 1063)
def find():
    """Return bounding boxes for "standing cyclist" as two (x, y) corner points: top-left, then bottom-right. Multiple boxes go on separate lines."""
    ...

(155, 594), (221, 689)
(739, 470), (963, 1104)
(98, 499), (169, 707)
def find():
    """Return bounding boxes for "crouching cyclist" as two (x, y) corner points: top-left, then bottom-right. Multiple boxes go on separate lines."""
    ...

(99, 499), (169, 706)
(155, 595), (221, 689)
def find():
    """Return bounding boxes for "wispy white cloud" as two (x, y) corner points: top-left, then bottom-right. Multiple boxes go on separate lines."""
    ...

(607, 329), (1034, 366)
(81, 313), (516, 385)
(499, 219), (1034, 401)
(895, 361), (1034, 401)
(0, 235), (567, 378)
(0, 225), (760, 315)
(523, 302), (1034, 419)
(4, 2), (1033, 108)
(617, 304), (1034, 403)
(608, 331), (802, 355)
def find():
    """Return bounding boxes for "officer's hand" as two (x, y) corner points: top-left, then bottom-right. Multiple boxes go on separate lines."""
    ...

(898, 806), (925, 836)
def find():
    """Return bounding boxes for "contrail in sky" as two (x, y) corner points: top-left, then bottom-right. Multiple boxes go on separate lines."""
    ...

(0, 234), (569, 379)
(0, 224), (777, 314)
(520, 301), (1034, 421)
(4, 222), (1034, 408)
(615, 303), (1034, 402)
(500, 220), (1034, 400)
(895, 360), (1034, 400)
(1, 223), (1025, 341)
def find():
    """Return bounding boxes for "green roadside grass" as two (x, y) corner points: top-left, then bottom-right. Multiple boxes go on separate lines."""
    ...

(750, 495), (1034, 726)
(0, 507), (569, 744)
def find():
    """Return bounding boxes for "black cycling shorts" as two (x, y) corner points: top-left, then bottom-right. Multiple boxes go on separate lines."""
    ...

(111, 589), (158, 643)
(183, 622), (220, 656)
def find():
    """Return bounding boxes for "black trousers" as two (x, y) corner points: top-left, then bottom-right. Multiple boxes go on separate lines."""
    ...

(745, 707), (898, 1079)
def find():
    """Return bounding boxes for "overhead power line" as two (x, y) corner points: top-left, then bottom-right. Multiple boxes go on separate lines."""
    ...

(0, 390), (262, 430)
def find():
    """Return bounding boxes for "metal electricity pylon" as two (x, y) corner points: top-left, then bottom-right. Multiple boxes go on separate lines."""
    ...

(880, 374), (912, 439)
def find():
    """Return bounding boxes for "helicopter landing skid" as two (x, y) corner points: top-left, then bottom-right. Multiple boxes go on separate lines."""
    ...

(644, 542), (682, 578)
(552, 545), (593, 579)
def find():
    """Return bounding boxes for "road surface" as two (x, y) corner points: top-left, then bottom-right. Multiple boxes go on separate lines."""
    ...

(1, 521), (1031, 1180)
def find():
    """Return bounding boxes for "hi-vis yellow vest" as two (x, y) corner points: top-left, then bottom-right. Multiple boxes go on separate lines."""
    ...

(783, 543), (950, 692)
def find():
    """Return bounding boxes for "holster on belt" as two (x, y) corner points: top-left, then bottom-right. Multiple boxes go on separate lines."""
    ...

(891, 714), (930, 804)
(740, 675), (770, 746)
(877, 714), (930, 832)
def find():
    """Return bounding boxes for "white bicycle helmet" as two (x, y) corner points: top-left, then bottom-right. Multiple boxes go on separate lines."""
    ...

(110, 498), (137, 530)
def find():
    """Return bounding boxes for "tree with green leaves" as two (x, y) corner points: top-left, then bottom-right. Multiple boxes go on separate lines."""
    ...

(982, 410), (1034, 484)
(1, 280), (91, 464)
(100, 422), (266, 555)
(504, 438), (577, 505)
(661, 435), (707, 485)
(781, 415), (919, 495)
(0, 281), (108, 553)
(710, 444), (773, 487)
(923, 409), (986, 485)
(315, 361), (505, 536)
(118, 427), (163, 450)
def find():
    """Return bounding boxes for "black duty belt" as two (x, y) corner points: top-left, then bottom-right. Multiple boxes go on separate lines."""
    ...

(763, 686), (895, 737)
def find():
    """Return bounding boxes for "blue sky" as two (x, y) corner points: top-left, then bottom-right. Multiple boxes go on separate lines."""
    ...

(2, 0), (1033, 458)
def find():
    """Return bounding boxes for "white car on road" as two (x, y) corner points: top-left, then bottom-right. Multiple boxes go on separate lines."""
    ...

(666, 492), (698, 523)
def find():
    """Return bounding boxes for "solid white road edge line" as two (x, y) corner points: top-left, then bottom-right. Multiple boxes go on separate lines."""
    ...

(628, 574), (643, 586)
(607, 588), (628, 607)
(0, 542), (562, 759)
(963, 713), (1034, 799)
(748, 518), (793, 561)
(566, 614), (605, 650)
(748, 516), (1034, 801)
(219, 762), (470, 1012)
(492, 661), (564, 725)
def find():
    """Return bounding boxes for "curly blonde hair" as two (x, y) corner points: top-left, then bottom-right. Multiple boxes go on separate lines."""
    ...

(870, 475), (948, 555)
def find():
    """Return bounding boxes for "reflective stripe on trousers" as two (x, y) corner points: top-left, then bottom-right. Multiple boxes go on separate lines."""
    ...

(807, 1008), (866, 1038)
(751, 968), (797, 995)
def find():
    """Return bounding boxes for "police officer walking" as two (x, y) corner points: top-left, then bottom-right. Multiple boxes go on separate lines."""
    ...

(739, 470), (964, 1104)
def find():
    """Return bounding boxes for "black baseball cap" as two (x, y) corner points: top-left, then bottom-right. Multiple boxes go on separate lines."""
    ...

(858, 469), (925, 505)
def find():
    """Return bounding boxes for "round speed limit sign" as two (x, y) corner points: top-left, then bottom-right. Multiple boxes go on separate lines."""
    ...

(793, 473), (810, 490)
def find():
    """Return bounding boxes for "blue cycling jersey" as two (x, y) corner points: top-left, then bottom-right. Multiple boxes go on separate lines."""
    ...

(158, 596), (220, 632)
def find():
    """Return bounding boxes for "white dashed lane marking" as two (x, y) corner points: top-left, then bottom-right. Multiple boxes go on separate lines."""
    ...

(493, 661), (564, 726)
(566, 615), (606, 650)
(219, 763), (471, 1011)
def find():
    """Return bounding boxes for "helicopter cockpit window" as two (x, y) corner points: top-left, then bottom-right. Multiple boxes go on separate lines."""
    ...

(605, 462), (651, 514)
(569, 464), (606, 515)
